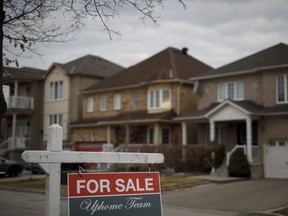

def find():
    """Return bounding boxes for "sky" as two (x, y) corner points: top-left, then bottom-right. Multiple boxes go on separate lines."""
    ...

(15, 0), (288, 70)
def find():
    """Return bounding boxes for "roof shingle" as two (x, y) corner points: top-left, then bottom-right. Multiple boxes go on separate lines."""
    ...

(82, 47), (213, 93)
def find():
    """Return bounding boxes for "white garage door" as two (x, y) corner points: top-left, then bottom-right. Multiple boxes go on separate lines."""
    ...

(265, 140), (288, 178)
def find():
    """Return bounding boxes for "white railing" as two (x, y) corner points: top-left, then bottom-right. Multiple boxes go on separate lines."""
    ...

(0, 137), (28, 155)
(226, 145), (247, 166)
(6, 96), (34, 109)
(226, 144), (260, 166)
(0, 139), (11, 156)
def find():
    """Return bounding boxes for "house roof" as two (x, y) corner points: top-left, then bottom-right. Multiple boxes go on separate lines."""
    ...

(81, 47), (213, 93)
(175, 100), (288, 121)
(46, 54), (124, 78)
(71, 110), (177, 127)
(3, 66), (46, 81)
(190, 43), (288, 81)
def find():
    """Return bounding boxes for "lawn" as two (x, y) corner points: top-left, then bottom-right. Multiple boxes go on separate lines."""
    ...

(0, 174), (210, 194)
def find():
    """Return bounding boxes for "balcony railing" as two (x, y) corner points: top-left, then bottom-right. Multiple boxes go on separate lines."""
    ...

(6, 96), (34, 110)
(0, 137), (28, 156)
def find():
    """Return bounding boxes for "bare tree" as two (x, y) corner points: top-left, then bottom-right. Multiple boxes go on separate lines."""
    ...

(0, 0), (185, 137)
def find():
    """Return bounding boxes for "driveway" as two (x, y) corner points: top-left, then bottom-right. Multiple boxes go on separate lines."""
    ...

(162, 178), (288, 215)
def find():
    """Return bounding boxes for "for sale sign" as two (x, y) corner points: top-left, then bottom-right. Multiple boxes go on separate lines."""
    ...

(68, 172), (162, 216)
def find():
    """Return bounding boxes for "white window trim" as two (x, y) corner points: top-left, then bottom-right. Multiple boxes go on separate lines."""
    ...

(100, 95), (107, 111)
(87, 96), (94, 113)
(49, 114), (62, 127)
(276, 74), (288, 104)
(49, 80), (63, 101)
(132, 92), (139, 108)
(113, 94), (121, 110)
(148, 88), (171, 109)
(217, 81), (244, 102)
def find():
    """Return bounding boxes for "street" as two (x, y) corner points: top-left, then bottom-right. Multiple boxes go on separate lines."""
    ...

(0, 188), (235, 216)
(1, 175), (288, 216)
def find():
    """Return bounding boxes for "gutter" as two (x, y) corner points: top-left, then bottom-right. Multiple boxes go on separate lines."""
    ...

(189, 64), (288, 81)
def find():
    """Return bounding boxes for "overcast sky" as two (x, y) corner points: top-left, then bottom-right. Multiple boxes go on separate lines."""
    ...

(16, 0), (288, 70)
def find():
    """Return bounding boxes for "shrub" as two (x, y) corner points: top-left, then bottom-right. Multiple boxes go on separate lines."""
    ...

(228, 148), (251, 178)
(202, 143), (226, 172)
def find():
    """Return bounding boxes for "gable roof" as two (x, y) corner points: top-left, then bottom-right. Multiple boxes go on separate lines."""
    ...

(175, 100), (288, 121)
(82, 47), (212, 93)
(3, 66), (46, 81)
(190, 43), (288, 81)
(46, 55), (124, 78)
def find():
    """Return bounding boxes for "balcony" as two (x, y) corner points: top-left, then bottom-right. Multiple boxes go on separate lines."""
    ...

(6, 96), (34, 110)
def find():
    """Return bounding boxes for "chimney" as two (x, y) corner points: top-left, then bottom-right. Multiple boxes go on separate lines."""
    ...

(182, 47), (188, 55)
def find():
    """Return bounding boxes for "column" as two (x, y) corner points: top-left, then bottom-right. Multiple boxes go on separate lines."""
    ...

(182, 122), (187, 146)
(246, 117), (253, 164)
(209, 120), (215, 143)
(11, 113), (17, 150)
(154, 123), (159, 145)
(107, 126), (111, 144)
(125, 125), (130, 144)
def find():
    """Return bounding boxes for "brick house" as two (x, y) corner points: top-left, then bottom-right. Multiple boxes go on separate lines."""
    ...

(71, 48), (212, 152)
(175, 43), (288, 178)
(43, 55), (123, 150)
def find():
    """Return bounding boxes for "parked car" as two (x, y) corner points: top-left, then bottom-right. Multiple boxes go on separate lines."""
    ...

(25, 163), (44, 174)
(0, 156), (23, 177)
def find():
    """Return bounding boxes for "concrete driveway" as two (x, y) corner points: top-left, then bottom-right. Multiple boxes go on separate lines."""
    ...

(162, 178), (288, 215)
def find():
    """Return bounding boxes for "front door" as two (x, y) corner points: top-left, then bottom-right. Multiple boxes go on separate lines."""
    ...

(237, 123), (258, 145)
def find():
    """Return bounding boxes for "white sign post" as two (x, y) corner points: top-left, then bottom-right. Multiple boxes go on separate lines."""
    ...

(21, 124), (164, 216)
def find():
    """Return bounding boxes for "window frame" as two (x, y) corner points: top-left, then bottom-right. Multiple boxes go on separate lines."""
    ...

(218, 81), (244, 102)
(87, 96), (94, 113)
(113, 94), (121, 110)
(49, 114), (62, 126)
(49, 80), (63, 101)
(132, 92), (139, 108)
(100, 95), (107, 111)
(276, 74), (288, 103)
(148, 88), (171, 109)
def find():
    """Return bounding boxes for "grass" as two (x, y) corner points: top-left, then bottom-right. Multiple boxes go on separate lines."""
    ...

(0, 174), (210, 194)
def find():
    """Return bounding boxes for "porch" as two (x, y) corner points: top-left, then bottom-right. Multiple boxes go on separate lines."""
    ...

(178, 100), (263, 168)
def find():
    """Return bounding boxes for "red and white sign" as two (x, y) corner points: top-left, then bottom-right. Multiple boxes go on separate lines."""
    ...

(68, 172), (162, 216)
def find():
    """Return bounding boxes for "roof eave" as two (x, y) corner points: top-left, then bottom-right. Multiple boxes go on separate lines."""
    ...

(80, 79), (192, 95)
(190, 64), (288, 81)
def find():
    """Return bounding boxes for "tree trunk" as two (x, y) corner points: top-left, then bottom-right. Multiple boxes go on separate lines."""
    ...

(1, 1), (7, 141)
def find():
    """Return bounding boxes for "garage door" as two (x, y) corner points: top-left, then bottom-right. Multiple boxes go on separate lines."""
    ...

(265, 140), (288, 178)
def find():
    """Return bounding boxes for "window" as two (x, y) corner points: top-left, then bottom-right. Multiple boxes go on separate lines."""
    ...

(113, 94), (121, 110)
(100, 95), (107, 111)
(49, 114), (62, 126)
(148, 89), (171, 109)
(49, 81), (63, 100)
(148, 128), (154, 144)
(132, 92), (139, 108)
(277, 75), (288, 103)
(87, 96), (94, 113)
(218, 81), (244, 101)
(161, 128), (170, 144)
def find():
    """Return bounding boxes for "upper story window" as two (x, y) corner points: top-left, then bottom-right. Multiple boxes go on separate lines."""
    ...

(113, 94), (121, 110)
(49, 81), (63, 100)
(100, 95), (107, 111)
(277, 74), (288, 103)
(132, 92), (139, 108)
(218, 81), (244, 102)
(87, 96), (94, 113)
(148, 89), (171, 109)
